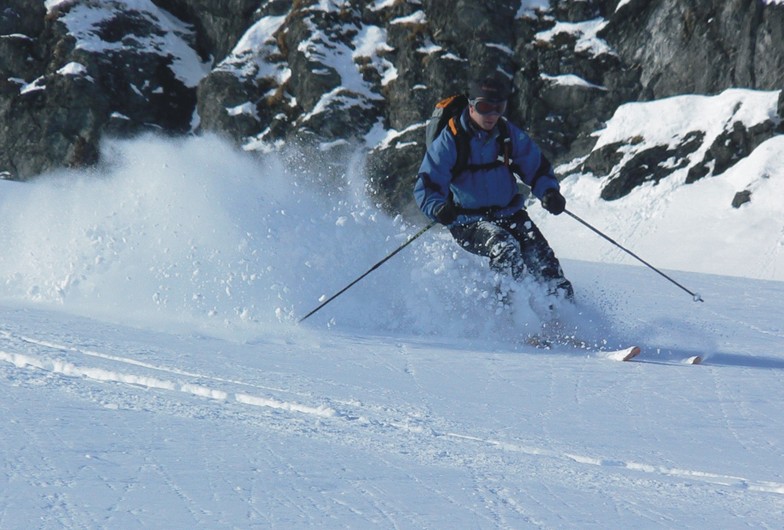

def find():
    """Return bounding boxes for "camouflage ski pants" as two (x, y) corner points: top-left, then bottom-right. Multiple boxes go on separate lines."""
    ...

(449, 209), (574, 299)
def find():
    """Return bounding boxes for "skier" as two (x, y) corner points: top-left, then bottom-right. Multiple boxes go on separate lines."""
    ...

(414, 74), (574, 303)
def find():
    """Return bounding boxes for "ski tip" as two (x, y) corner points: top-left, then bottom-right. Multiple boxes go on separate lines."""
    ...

(605, 346), (641, 362)
(685, 355), (703, 365)
(622, 346), (642, 362)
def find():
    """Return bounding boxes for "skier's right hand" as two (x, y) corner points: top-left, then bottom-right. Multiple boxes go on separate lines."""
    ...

(434, 197), (458, 225)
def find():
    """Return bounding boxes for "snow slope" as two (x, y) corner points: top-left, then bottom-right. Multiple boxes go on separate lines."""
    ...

(1, 263), (783, 528)
(1, 82), (783, 527)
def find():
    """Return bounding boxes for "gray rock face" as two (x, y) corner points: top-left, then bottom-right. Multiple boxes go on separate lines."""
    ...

(604, 0), (784, 98)
(1, 0), (782, 217)
(732, 189), (752, 208)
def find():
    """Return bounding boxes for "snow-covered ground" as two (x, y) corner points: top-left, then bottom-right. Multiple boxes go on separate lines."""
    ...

(3, 267), (781, 528)
(1, 89), (783, 527)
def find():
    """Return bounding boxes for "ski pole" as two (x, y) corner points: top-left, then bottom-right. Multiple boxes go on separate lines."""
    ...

(299, 221), (437, 323)
(564, 209), (704, 302)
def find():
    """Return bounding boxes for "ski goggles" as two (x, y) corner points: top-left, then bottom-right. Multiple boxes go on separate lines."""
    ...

(470, 98), (507, 116)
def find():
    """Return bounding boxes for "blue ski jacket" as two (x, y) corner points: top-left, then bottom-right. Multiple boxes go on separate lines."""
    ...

(414, 109), (560, 225)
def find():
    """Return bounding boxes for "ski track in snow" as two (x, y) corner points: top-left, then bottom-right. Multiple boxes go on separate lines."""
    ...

(0, 328), (335, 418)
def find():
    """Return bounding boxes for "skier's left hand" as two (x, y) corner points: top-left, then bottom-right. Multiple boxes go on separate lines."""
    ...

(541, 188), (566, 215)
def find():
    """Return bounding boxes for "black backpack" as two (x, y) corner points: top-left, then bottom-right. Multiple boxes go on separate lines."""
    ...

(425, 94), (511, 177)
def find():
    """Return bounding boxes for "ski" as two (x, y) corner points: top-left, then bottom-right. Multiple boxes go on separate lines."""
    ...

(615, 348), (703, 365)
(604, 346), (641, 362)
(525, 337), (704, 366)
(525, 334), (641, 361)
(623, 350), (704, 365)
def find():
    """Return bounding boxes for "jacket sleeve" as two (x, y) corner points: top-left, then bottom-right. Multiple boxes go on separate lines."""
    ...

(507, 122), (559, 200)
(413, 128), (458, 221)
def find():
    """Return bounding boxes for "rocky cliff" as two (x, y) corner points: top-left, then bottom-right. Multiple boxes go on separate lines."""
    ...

(2, 0), (782, 217)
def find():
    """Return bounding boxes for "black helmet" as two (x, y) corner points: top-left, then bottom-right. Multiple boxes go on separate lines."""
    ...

(468, 75), (511, 102)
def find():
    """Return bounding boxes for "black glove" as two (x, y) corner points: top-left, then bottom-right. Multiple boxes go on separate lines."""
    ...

(541, 188), (566, 215)
(434, 196), (458, 225)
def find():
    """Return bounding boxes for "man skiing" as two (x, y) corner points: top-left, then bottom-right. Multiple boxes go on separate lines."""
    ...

(414, 74), (574, 303)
